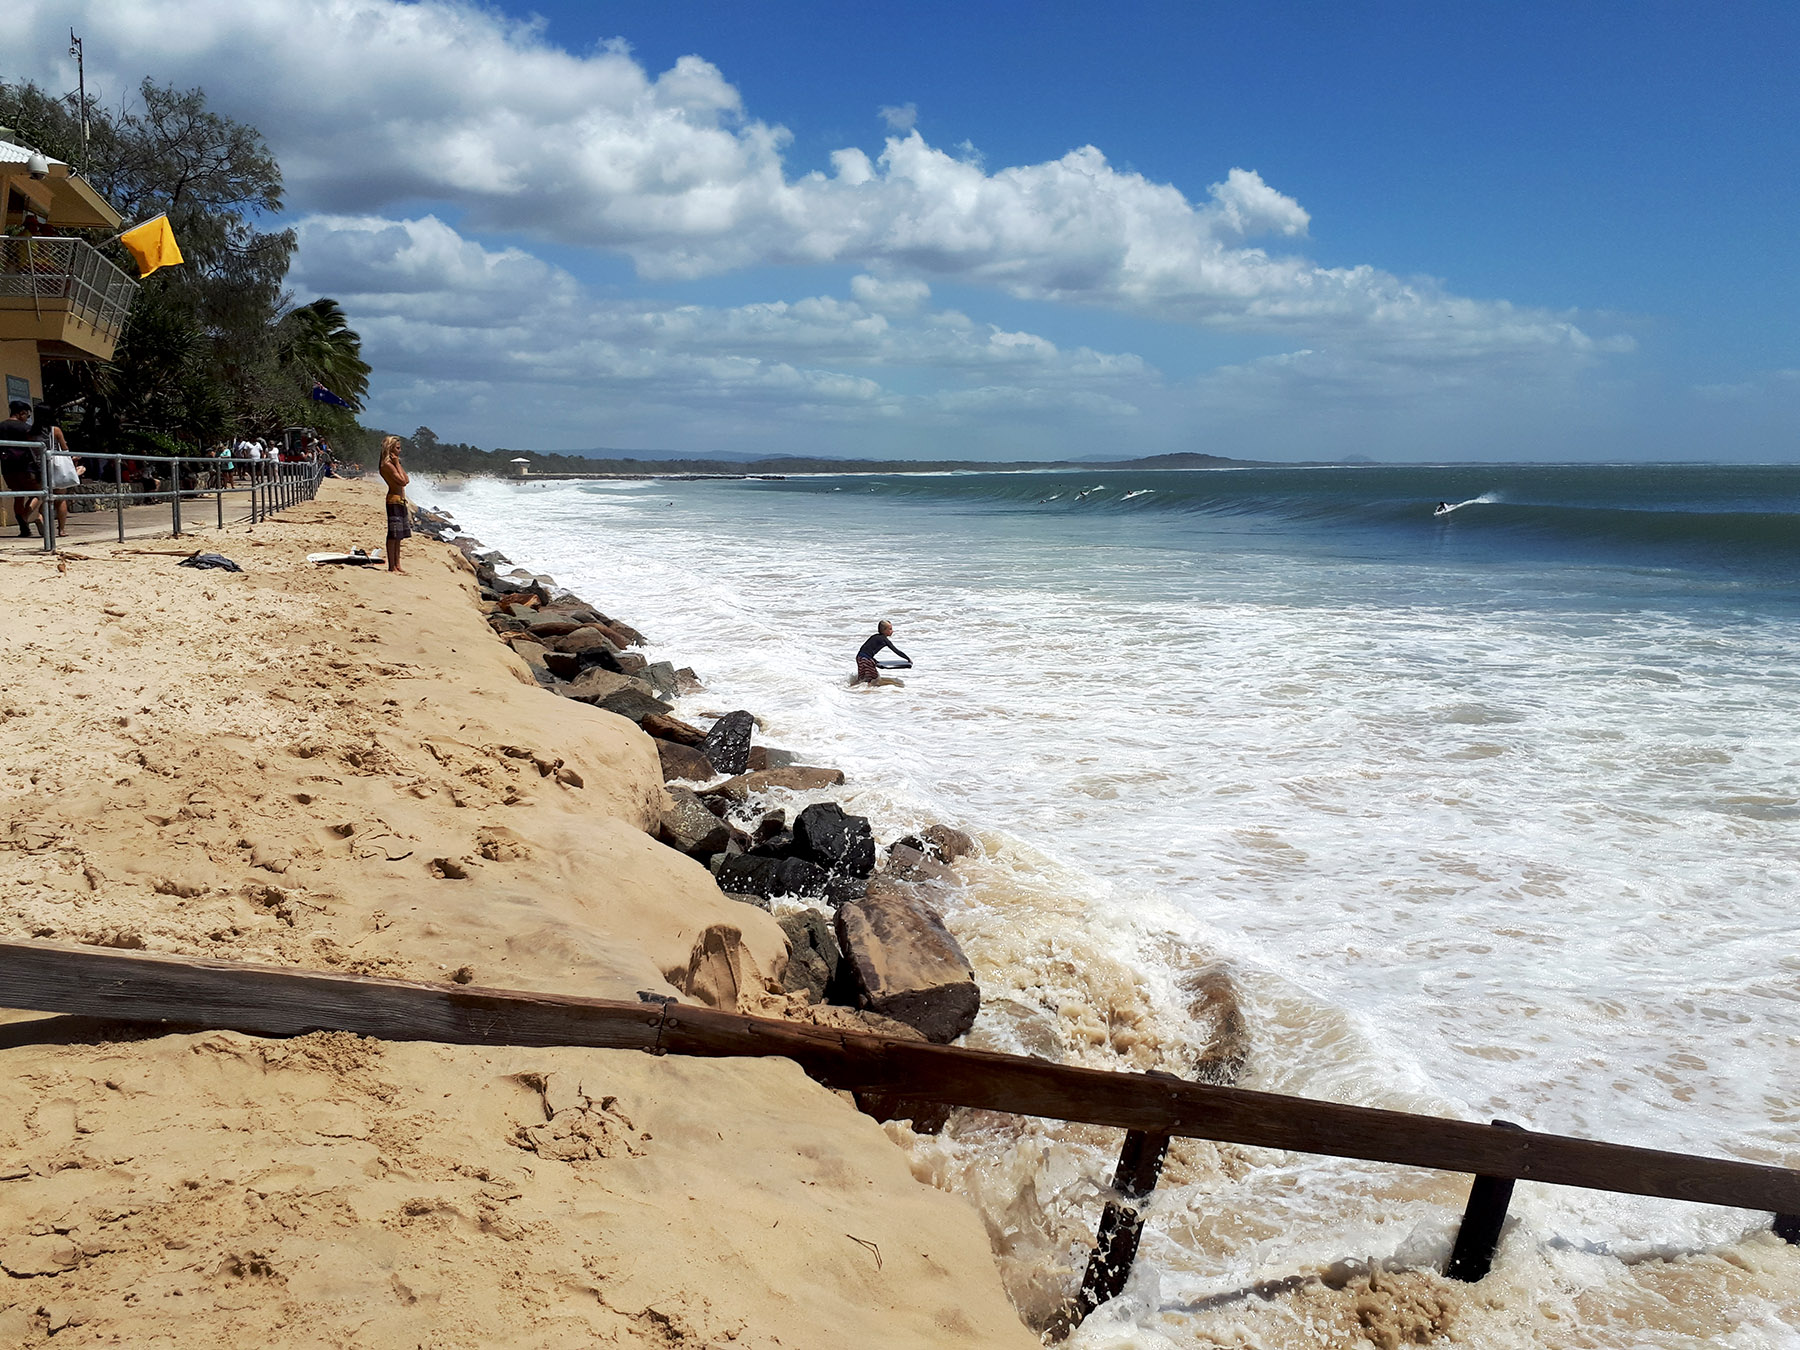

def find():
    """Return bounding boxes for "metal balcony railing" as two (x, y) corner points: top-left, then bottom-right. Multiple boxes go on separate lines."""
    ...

(0, 236), (138, 345)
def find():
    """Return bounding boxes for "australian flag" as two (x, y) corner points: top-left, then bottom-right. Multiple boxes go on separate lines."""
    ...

(310, 381), (352, 409)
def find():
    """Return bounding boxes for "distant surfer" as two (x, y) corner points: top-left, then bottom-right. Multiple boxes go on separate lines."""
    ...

(1434, 501), (1452, 516)
(854, 620), (911, 686)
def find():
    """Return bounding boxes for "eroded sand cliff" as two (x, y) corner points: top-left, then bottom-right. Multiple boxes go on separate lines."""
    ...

(0, 479), (1037, 1348)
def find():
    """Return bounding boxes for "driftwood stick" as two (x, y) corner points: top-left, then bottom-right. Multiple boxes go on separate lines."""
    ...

(3, 939), (1798, 1218)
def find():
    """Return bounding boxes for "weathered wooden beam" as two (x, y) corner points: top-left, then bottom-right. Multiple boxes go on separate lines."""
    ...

(4, 939), (1799, 1220)
(1073, 1126), (1173, 1318)
(1443, 1120), (1524, 1281)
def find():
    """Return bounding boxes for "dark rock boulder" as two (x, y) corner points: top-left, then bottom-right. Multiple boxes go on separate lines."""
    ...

(835, 884), (980, 1044)
(698, 710), (755, 775)
(748, 830), (794, 859)
(612, 652), (648, 676)
(658, 787), (732, 859)
(746, 746), (801, 772)
(641, 713), (707, 746)
(541, 650), (584, 680)
(487, 614), (530, 635)
(778, 908), (842, 1002)
(752, 809), (787, 843)
(713, 854), (829, 902)
(825, 873), (869, 909)
(1180, 961), (1250, 1086)
(563, 668), (671, 723)
(675, 667), (704, 694)
(506, 637), (558, 688)
(884, 842), (961, 888)
(917, 824), (978, 864)
(699, 766), (848, 805)
(545, 626), (620, 657)
(488, 573), (549, 605)
(579, 647), (626, 675)
(640, 661), (679, 700)
(656, 740), (716, 783)
(791, 802), (876, 878)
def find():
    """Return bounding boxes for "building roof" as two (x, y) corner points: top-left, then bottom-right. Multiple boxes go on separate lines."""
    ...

(0, 139), (123, 230)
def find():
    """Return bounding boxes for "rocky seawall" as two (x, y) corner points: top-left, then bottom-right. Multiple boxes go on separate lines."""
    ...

(0, 480), (1037, 1348)
(420, 502), (992, 1053)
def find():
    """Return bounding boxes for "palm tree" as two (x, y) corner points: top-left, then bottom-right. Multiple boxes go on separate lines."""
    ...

(278, 297), (371, 410)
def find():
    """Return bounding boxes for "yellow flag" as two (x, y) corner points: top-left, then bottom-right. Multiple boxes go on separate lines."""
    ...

(119, 215), (184, 278)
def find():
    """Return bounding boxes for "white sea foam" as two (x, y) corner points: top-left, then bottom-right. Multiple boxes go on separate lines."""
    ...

(435, 474), (1800, 1344)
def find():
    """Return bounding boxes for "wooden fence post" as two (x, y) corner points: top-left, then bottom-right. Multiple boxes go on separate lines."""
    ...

(1050, 1070), (1183, 1337)
(1444, 1119), (1525, 1281)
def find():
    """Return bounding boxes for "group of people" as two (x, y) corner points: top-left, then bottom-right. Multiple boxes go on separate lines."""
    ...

(210, 433), (335, 490)
(0, 398), (78, 538)
(0, 398), (355, 541)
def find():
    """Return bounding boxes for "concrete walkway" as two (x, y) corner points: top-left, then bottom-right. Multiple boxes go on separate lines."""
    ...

(0, 490), (265, 554)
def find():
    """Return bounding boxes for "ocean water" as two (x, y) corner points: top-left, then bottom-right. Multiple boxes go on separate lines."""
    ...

(432, 464), (1800, 1346)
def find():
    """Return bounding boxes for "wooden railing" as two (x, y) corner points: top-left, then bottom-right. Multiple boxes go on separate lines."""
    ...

(4, 939), (1795, 1324)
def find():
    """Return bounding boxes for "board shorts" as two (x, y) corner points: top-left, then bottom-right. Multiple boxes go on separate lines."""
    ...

(856, 656), (879, 682)
(385, 498), (412, 539)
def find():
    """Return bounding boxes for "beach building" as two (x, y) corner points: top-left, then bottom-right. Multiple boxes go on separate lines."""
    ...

(0, 136), (135, 406)
(510, 456), (531, 477)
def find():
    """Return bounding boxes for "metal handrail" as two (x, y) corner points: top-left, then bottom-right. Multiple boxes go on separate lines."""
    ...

(1, 437), (326, 550)
(0, 238), (138, 343)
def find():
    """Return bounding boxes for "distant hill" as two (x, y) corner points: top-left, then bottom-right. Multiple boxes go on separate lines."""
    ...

(389, 426), (1270, 478)
(553, 445), (778, 463)
(366, 427), (1291, 477)
(440, 448), (1265, 477)
(1104, 453), (1248, 470)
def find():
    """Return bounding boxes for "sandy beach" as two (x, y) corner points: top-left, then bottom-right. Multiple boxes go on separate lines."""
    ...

(0, 478), (1037, 1347)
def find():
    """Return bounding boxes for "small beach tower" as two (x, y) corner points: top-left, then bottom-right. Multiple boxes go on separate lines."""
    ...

(509, 457), (531, 478)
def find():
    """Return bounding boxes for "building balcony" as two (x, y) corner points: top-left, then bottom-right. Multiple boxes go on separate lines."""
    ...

(0, 237), (138, 362)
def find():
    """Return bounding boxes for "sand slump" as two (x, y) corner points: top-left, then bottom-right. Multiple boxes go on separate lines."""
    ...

(435, 475), (1800, 1346)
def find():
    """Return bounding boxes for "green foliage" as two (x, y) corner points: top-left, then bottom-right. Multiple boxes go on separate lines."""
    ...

(3, 77), (373, 453)
(278, 299), (371, 409)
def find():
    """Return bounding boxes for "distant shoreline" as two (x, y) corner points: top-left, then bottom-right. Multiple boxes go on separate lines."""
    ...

(408, 450), (1287, 480)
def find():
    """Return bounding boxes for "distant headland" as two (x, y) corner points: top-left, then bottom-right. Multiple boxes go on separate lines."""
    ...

(408, 439), (1271, 479)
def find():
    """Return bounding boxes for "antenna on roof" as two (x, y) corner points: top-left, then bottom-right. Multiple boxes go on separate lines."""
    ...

(69, 31), (88, 170)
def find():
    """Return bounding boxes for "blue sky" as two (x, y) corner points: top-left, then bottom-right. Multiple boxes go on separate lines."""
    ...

(19, 1), (1799, 460)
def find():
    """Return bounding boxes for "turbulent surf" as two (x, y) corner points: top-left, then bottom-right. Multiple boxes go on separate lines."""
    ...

(438, 461), (1800, 1346)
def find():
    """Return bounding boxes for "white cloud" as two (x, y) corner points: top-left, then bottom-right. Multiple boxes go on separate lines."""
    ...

(849, 274), (930, 314)
(289, 213), (1156, 448)
(22, 0), (1610, 365)
(878, 102), (918, 133)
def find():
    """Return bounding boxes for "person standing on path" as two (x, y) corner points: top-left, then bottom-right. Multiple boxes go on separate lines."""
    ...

(0, 399), (41, 537)
(34, 404), (79, 537)
(379, 434), (410, 574)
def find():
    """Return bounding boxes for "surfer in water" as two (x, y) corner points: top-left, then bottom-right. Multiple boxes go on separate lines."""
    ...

(1434, 501), (1452, 516)
(854, 620), (911, 686)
